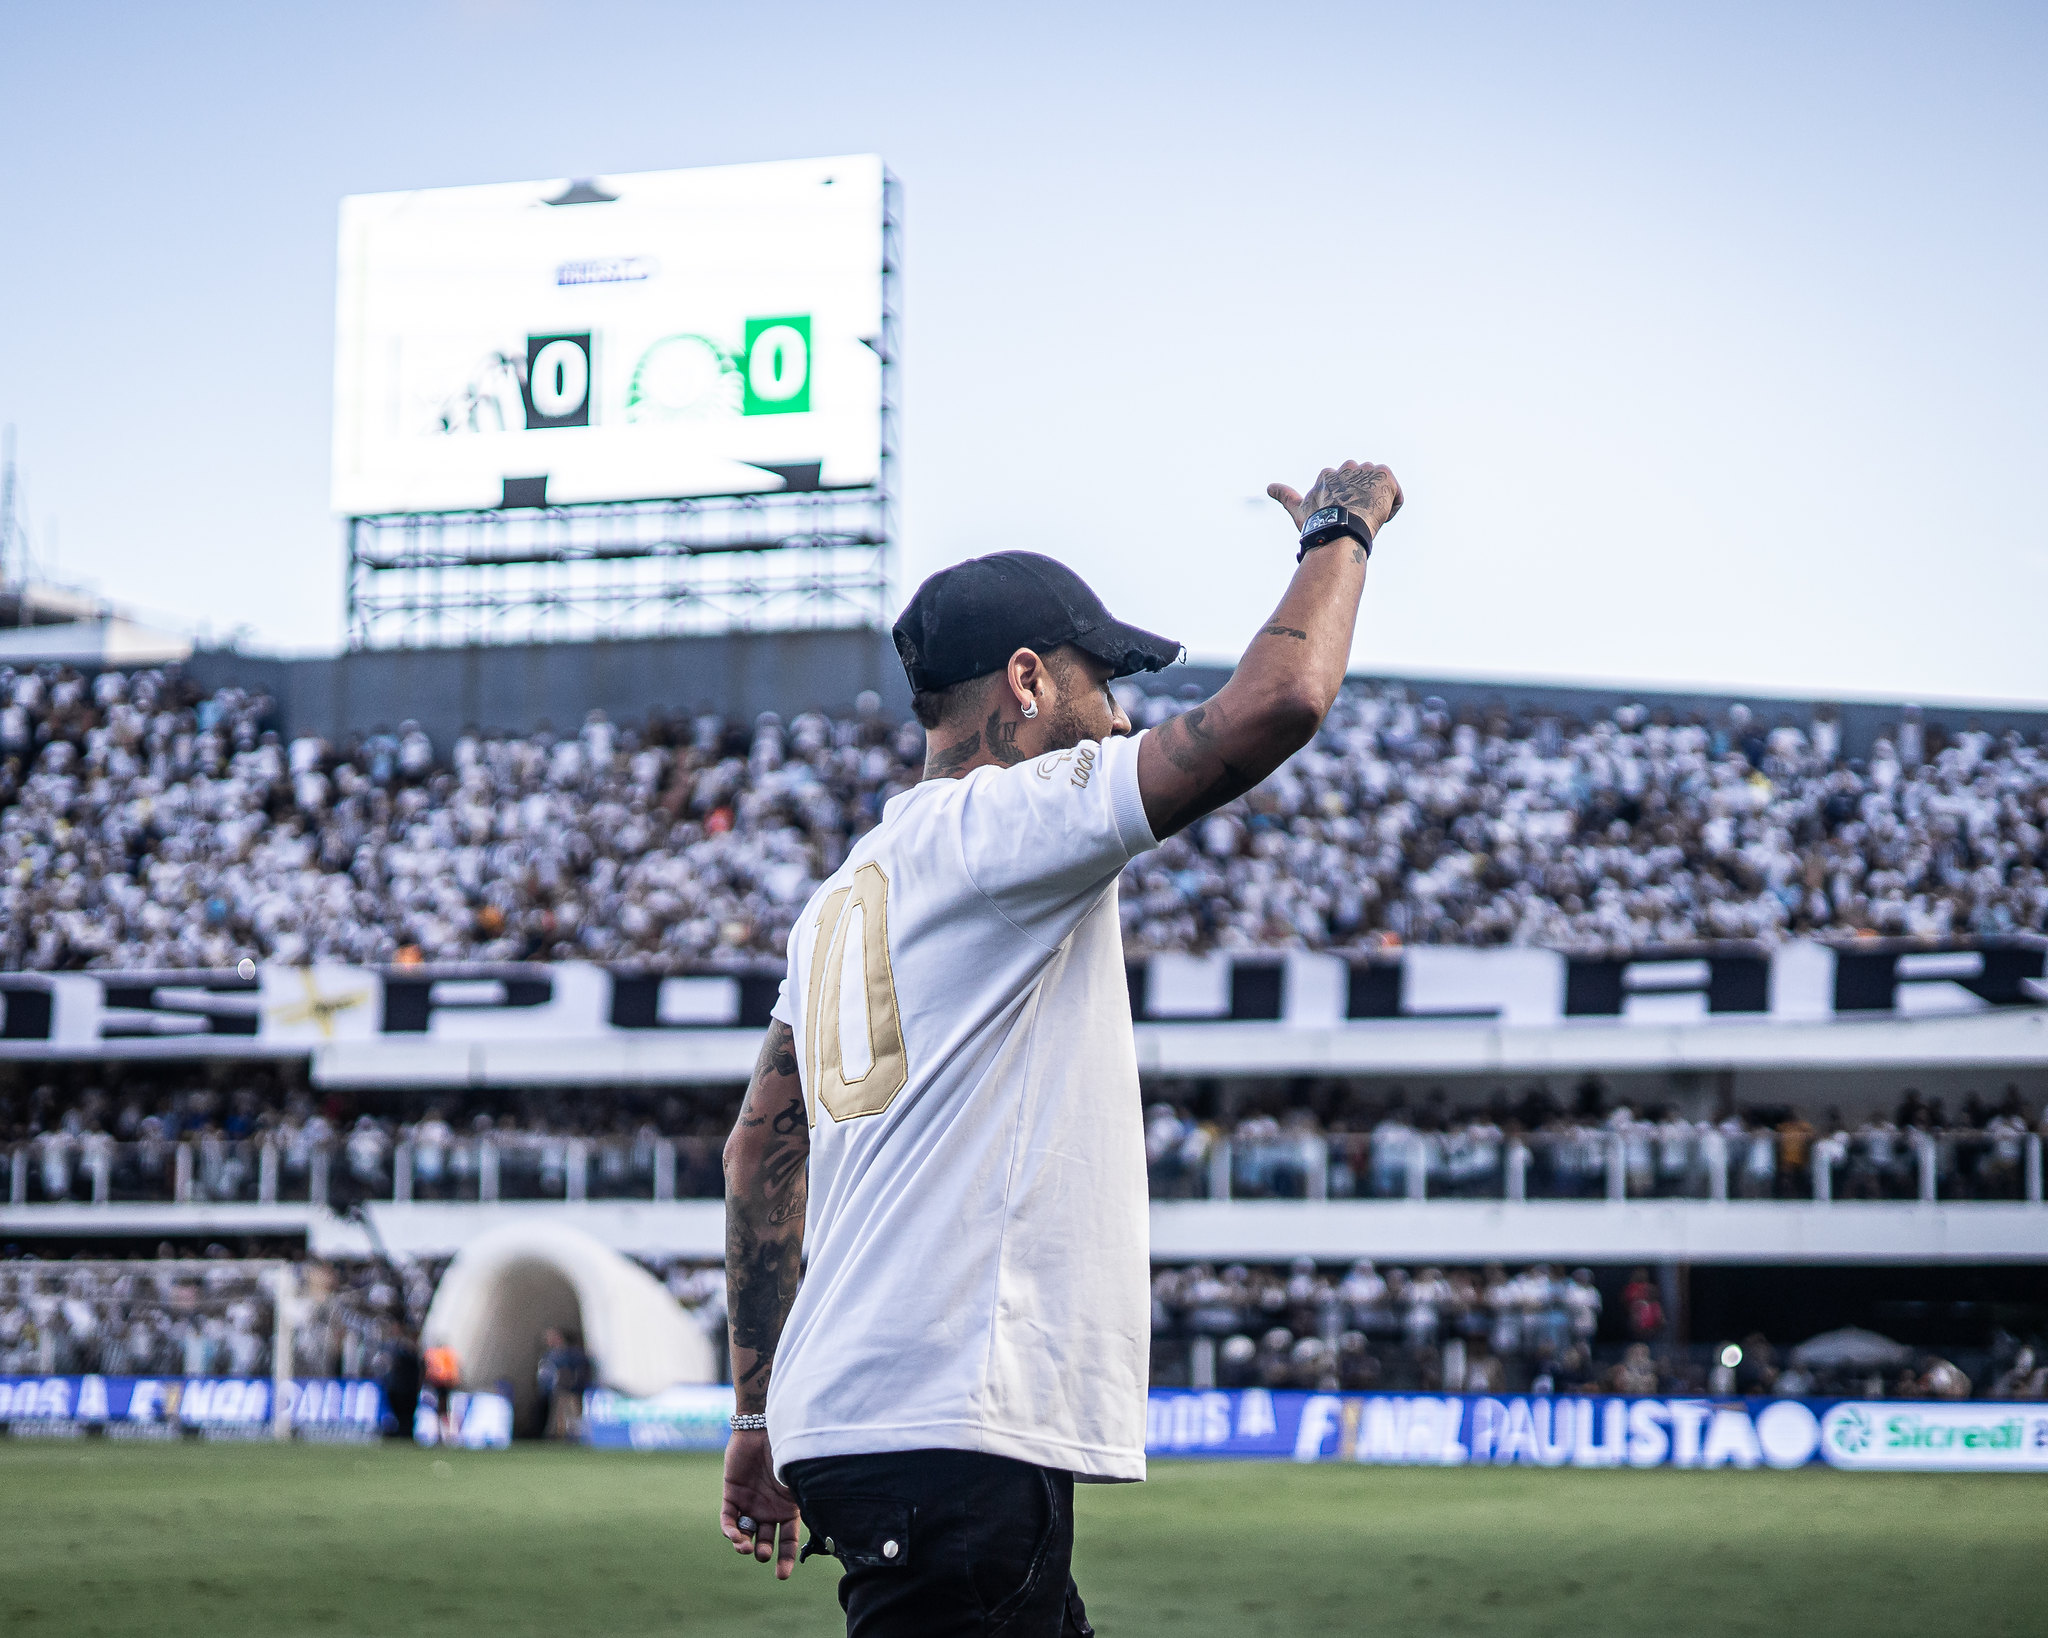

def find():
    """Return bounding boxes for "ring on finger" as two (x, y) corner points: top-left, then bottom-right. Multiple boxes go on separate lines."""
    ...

(737, 1515), (756, 1534)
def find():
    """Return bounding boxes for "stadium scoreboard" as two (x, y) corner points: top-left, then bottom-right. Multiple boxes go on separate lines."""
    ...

(331, 155), (886, 516)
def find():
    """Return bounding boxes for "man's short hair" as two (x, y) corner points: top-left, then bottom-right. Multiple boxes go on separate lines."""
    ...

(910, 678), (975, 732)
(910, 648), (1086, 732)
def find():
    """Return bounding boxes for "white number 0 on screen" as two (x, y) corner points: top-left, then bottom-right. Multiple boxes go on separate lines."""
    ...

(802, 861), (908, 1124)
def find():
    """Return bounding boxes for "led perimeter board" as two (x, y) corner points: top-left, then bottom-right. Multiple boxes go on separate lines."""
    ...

(331, 156), (885, 516)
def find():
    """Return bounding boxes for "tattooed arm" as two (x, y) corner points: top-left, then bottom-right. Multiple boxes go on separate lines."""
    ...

(719, 1019), (809, 1578)
(1137, 459), (1403, 837)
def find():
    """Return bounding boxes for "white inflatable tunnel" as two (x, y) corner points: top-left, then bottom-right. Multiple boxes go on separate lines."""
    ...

(421, 1222), (716, 1429)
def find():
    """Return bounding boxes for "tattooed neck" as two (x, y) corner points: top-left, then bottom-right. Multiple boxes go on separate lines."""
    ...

(920, 709), (1029, 779)
(984, 709), (1024, 766)
(923, 731), (982, 780)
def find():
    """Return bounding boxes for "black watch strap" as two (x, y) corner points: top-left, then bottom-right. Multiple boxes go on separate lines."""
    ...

(1297, 505), (1374, 563)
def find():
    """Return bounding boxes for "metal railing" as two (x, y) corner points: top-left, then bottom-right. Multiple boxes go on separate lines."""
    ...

(1150, 1129), (2047, 1206)
(7, 1129), (2043, 1210)
(2, 1135), (726, 1209)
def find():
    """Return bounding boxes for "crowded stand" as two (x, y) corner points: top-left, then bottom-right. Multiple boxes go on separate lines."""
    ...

(5, 663), (2045, 1436)
(1142, 1257), (2047, 1403)
(4, 1253), (2040, 1410)
(0, 1252), (729, 1441)
(0, 1255), (427, 1383)
(0, 1067), (741, 1207)
(2, 663), (2045, 973)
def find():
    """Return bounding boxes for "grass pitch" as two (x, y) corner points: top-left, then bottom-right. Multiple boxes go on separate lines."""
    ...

(1, 1441), (2041, 1637)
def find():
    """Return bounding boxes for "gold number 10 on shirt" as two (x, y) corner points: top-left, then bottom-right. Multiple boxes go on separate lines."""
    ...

(802, 861), (909, 1124)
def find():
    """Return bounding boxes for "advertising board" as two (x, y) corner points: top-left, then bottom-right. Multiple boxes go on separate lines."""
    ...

(571, 1387), (2047, 1471)
(413, 1387), (513, 1450)
(1817, 1400), (2048, 1471)
(583, 1382), (734, 1450)
(332, 156), (885, 515)
(4, 938), (2035, 1055)
(0, 1376), (386, 1441)
(1145, 1389), (2048, 1472)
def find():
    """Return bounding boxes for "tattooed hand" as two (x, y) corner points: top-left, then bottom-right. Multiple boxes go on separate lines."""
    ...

(1266, 460), (1403, 536)
(1137, 457), (1401, 838)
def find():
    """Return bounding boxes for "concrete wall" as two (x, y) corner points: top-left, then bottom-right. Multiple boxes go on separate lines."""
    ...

(184, 632), (2048, 755)
(188, 628), (914, 746)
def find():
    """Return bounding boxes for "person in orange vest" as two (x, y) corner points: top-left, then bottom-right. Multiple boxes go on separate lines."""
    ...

(423, 1344), (461, 1445)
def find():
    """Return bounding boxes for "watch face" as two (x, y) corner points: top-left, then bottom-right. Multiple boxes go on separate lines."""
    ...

(1304, 507), (1341, 533)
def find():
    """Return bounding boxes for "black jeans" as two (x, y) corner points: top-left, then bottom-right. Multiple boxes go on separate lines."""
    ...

(786, 1449), (1095, 1637)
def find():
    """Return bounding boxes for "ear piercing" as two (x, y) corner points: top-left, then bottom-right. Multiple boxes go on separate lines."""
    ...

(1021, 700), (1038, 719)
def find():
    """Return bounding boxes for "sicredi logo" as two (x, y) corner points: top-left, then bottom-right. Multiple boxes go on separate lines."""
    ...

(522, 333), (593, 429)
(1884, 1412), (2023, 1452)
(1820, 1400), (2048, 1469)
(1827, 1405), (1874, 1455)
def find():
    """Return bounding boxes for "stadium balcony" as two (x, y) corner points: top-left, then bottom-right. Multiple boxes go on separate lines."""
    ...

(7, 1129), (2044, 1268)
(3, 941), (2043, 1265)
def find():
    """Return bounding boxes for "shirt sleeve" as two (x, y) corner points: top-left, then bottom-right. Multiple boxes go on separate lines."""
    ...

(955, 730), (1158, 946)
(770, 910), (801, 1028)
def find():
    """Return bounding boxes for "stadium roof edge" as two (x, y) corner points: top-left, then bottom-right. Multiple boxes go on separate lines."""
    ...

(13, 627), (2024, 751)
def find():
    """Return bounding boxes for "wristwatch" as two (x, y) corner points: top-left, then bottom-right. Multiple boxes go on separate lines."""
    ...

(1297, 505), (1374, 563)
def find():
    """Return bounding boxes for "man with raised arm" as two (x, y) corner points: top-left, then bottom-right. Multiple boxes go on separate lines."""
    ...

(720, 460), (1403, 1635)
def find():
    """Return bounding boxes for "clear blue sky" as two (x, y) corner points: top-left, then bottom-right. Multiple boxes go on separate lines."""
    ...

(3, 1), (2043, 703)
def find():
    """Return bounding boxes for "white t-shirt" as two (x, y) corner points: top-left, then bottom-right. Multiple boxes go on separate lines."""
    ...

(765, 731), (1157, 1482)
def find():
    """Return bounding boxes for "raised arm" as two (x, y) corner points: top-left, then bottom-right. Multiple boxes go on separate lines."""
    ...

(1138, 460), (1402, 837)
(719, 1019), (809, 1578)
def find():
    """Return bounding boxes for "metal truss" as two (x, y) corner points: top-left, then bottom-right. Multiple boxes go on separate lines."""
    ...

(345, 499), (889, 647)
(344, 170), (904, 651)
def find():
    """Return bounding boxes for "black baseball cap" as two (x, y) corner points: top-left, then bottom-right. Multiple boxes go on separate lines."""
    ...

(892, 551), (1183, 694)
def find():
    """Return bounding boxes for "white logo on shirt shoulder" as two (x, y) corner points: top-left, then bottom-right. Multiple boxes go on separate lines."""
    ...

(1033, 745), (1097, 788)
